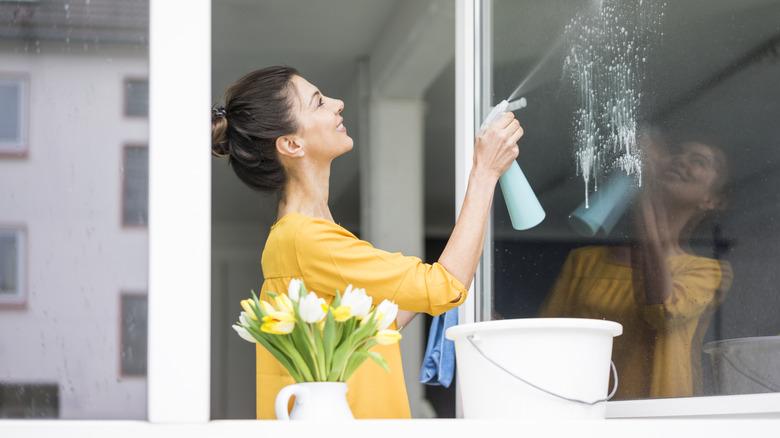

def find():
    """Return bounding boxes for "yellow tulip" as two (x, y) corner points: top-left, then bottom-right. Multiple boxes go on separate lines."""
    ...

(332, 305), (352, 322)
(340, 286), (372, 319)
(259, 303), (295, 335)
(260, 320), (295, 335)
(274, 293), (295, 314)
(375, 329), (402, 345)
(240, 299), (257, 320)
(259, 300), (277, 317)
(262, 311), (295, 324)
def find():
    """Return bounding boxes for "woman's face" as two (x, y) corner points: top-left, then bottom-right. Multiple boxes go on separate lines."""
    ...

(659, 142), (724, 211)
(288, 75), (353, 161)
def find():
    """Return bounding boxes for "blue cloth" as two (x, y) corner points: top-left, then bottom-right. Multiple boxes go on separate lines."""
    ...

(419, 307), (458, 388)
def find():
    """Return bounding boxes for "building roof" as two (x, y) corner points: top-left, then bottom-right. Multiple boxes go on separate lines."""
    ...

(0, 0), (147, 45)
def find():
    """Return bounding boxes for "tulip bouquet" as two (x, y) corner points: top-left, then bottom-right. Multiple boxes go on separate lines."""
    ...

(232, 279), (402, 382)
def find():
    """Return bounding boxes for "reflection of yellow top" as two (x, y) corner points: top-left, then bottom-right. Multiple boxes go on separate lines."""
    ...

(540, 246), (731, 399)
(256, 213), (467, 419)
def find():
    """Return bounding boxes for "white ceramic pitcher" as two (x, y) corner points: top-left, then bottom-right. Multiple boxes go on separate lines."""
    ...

(274, 382), (354, 420)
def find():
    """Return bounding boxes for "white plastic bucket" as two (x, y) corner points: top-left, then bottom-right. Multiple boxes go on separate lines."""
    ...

(446, 318), (622, 419)
(703, 336), (780, 395)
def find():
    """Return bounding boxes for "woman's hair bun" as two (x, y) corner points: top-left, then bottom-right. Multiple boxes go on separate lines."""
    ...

(211, 106), (230, 157)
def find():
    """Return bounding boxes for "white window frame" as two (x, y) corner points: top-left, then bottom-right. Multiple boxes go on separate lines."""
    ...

(457, 0), (780, 420)
(0, 1), (778, 435)
(0, 74), (29, 157)
(146, 0), (212, 423)
(0, 225), (26, 308)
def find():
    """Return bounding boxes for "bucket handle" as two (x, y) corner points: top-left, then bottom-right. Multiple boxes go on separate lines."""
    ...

(467, 334), (619, 405)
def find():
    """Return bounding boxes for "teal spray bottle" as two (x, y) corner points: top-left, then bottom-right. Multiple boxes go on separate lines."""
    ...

(480, 98), (545, 230)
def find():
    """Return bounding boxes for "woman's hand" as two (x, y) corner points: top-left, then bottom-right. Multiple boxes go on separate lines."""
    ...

(473, 112), (524, 180)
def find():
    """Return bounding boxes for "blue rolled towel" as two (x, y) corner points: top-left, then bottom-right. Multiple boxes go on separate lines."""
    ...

(419, 307), (458, 388)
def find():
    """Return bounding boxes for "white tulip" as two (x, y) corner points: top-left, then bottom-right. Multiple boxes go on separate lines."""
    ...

(341, 286), (372, 319)
(239, 312), (252, 327)
(287, 278), (303, 302)
(299, 292), (326, 323)
(232, 324), (257, 343)
(375, 299), (399, 330)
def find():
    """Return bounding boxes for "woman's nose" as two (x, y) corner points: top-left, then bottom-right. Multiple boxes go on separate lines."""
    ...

(335, 99), (344, 115)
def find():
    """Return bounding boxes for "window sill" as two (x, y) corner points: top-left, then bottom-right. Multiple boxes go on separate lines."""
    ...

(2, 417), (779, 438)
(607, 393), (780, 418)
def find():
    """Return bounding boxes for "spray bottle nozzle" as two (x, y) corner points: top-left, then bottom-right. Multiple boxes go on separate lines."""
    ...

(507, 97), (527, 112)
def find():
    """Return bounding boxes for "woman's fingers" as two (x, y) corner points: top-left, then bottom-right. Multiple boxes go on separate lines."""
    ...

(473, 111), (524, 178)
(506, 121), (524, 145)
(498, 111), (515, 128)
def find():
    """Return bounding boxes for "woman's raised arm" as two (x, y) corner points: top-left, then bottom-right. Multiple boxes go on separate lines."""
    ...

(437, 111), (523, 289)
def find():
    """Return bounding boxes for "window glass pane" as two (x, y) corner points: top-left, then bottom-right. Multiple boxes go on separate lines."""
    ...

(123, 146), (149, 227)
(0, 229), (19, 294)
(0, 81), (21, 143)
(211, 0), (457, 419)
(0, 383), (59, 419)
(120, 294), (148, 377)
(0, 0), (149, 419)
(124, 79), (148, 117)
(488, 0), (780, 400)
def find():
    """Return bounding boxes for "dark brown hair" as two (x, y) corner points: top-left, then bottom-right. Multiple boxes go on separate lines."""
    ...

(211, 66), (300, 192)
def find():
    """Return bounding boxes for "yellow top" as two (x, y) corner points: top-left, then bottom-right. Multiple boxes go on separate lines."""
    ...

(540, 246), (732, 399)
(256, 212), (467, 419)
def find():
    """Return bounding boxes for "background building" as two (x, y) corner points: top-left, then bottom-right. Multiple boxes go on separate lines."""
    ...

(0, 0), (149, 419)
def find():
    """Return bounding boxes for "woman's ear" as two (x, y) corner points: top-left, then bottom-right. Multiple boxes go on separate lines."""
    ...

(276, 135), (305, 158)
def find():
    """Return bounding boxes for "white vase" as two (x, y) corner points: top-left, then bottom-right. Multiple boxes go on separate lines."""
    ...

(274, 382), (354, 420)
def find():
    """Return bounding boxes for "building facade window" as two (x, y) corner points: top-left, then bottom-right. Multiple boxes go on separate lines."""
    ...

(0, 227), (25, 307)
(0, 383), (59, 419)
(124, 78), (149, 118)
(0, 75), (28, 156)
(120, 293), (148, 377)
(122, 145), (149, 228)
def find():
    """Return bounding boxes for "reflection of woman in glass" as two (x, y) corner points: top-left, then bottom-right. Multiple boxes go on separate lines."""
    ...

(541, 137), (733, 399)
(211, 67), (524, 418)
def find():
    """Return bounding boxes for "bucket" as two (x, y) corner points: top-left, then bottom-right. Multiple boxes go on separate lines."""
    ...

(703, 336), (780, 395)
(446, 318), (622, 419)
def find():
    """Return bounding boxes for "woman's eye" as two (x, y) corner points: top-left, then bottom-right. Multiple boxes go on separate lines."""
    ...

(318, 96), (325, 107)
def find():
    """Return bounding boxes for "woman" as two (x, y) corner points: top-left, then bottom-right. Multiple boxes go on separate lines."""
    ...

(541, 137), (733, 399)
(211, 66), (523, 418)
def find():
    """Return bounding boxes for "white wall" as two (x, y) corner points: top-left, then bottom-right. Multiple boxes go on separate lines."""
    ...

(0, 48), (148, 419)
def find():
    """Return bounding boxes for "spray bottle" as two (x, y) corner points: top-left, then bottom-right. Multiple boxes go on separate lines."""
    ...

(568, 172), (637, 236)
(480, 98), (545, 230)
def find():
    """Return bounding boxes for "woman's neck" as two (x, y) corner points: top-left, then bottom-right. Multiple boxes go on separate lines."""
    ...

(277, 161), (333, 222)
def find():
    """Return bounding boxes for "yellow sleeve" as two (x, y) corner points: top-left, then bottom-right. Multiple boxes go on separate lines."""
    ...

(639, 258), (732, 328)
(539, 250), (581, 317)
(294, 218), (467, 316)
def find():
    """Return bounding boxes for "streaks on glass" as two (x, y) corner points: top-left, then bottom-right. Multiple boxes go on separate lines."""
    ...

(564, 0), (665, 207)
